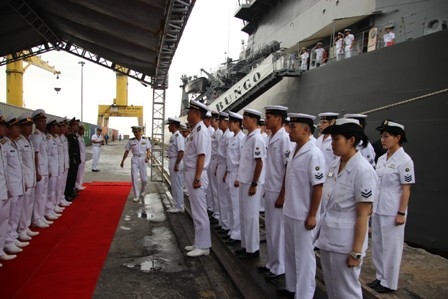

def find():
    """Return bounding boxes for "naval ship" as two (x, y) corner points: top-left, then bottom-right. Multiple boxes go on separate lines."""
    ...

(179, 0), (448, 257)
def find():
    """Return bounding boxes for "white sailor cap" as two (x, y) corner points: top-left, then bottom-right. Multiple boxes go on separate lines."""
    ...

(46, 117), (59, 126)
(344, 113), (368, 126)
(229, 111), (243, 121)
(322, 118), (365, 135)
(318, 112), (339, 120)
(344, 28), (351, 32)
(211, 110), (220, 118)
(264, 105), (288, 117)
(287, 113), (316, 126)
(31, 109), (47, 120)
(188, 100), (208, 113)
(205, 110), (212, 118)
(131, 126), (142, 132)
(243, 108), (263, 119)
(219, 111), (229, 120)
(17, 112), (33, 125)
(376, 120), (405, 131)
(166, 117), (181, 125)
(6, 113), (19, 127)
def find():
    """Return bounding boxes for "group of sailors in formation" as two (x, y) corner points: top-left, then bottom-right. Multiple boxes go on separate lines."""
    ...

(166, 100), (415, 299)
(0, 109), (86, 268)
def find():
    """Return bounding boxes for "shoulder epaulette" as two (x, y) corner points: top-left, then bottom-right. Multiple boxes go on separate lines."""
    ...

(0, 139), (6, 145)
(197, 126), (201, 132)
(130, 137), (136, 140)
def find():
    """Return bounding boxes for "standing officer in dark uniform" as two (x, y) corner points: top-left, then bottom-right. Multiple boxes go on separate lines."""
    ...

(65, 117), (80, 201)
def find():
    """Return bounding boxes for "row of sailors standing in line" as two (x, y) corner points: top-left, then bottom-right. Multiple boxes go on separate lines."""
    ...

(0, 109), (86, 268)
(166, 101), (414, 298)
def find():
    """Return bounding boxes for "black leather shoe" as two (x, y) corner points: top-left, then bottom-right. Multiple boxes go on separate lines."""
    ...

(367, 279), (380, 288)
(265, 272), (284, 280)
(213, 226), (222, 231)
(276, 288), (295, 298)
(225, 238), (238, 244)
(207, 210), (213, 216)
(209, 218), (219, 224)
(256, 265), (270, 273)
(373, 284), (394, 293)
(221, 235), (231, 240)
(235, 248), (246, 255)
(218, 229), (230, 235)
(238, 250), (260, 259)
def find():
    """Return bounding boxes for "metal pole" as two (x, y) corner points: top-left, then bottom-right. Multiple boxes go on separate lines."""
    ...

(78, 61), (85, 121)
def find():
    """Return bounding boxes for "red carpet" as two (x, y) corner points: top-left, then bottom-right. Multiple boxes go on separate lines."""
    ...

(0, 182), (131, 299)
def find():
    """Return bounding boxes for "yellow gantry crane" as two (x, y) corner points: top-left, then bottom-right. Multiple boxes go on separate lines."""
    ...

(97, 65), (143, 128)
(5, 51), (61, 107)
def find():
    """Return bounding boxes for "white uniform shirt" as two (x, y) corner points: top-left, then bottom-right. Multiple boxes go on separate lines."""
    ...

(218, 129), (233, 163)
(344, 33), (355, 51)
(91, 133), (103, 147)
(316, 152), (377, 254)
(0, 141), (7, 200)
(125, 137), (151, 157)
(316, 134), (336, 172)
(211, 128), (223, 158)
(383, 32), (395, 45)
(56, 135), (64, 175)
(226, 130), (245, 173)
(359, 141), (376, 167)
(300, 51), (309, 70)
(16, 135), (36, 188)
(61, 134), (69, 170)
(77, 134), (86, 163)
(46, 134), (59, 177)
(374, 147), (415, 216)
(31, 129), (49, 176)
(335, 38), (343, 55)
(314, 47), (326, 63)
(1, 137), (24, 196)
(184, 121), (211, 170)
(168, 130), (185, 158)
(207, 126), (215, 137)
(237, 128), (266, 184)
(284, 141), (325, 220)
(264, 127), (291, 192)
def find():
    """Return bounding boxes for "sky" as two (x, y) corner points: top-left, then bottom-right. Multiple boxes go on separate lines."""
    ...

(0, 0), (247, 136)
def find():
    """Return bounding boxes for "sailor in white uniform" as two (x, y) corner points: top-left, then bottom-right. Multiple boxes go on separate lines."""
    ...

(259, 105), (290, 279)
(369, 120), (415, 293)
(45, 118), (62, 220)
(58, 119), (71, 207)
(235, 108), (266, 259)
(30, 109), (52, 228)
(91, 128), (103, 172)
(204, 111), (215, 214)
(166, 118), (185, 211)
(16, 113), (38, 242)
(282, 113), (325, 299)
(316, 112), (339, 172)
(0, 112), (17, 263)
(120, 126), (151, 202)
(209, 111), (222, 222)
(344, 28), (355, 58)
(183, 100), (212, 257)
(2, 114), (27, 254)
(75, 124), (87, 191)
(344, 113), (376, 167)
(315, 118), (377, 299)
(224, 112), (245, 243)
(216, 111), (233, 233)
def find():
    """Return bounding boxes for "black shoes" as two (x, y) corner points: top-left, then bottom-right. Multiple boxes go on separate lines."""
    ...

(373, 284), (394, 293)
(92, 169), (100, 172)
(238, 250), (259, 259)
(265, 272), (284, 280)
(224, 238), (238, 244)
(209, 218), (219, 224)
(276, 288), (295, 298)
(367, 279), (380, 288)
(256, 265), (270, 273)
(235, 248), (246, 255)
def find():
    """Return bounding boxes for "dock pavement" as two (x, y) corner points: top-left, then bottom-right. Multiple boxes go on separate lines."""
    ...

(84, 140), (448, 299)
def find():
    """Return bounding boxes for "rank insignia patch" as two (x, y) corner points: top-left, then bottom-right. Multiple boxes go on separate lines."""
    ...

(315, 173), (323, 180)
(405, 168), (409, 172)
(285, 150), (290, 158)
(315, 166), (320, 171)
(197, 126), (201, 132)
(361, 189), (372, 198)
(404, 174), (413, 182)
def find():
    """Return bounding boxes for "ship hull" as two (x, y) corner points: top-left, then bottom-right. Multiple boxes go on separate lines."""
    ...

(242, 30), (448, 256)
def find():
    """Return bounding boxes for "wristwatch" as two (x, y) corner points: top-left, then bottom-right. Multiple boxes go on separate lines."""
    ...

(251, 182), (257, 187)
(350, 251), (362, 260)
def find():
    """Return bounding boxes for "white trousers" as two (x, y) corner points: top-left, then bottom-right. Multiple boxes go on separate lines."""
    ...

(185, 168), (211, 249)
(6, 195), (23, 245)
(217, 162), (230, 229)
(169, 158), (184, 209)
(227, 171), (240, 240)
(92, 146), (101, 170)
(344, 46), (352, 58)
(372, 213), (404, 290)
(131, 156), (147, 198)
(239, 183), (261, 253)
(76, 162), (86, 188)
(58, 168), (68, 203)
(18, 187), (35, 233)
(33, 175), (48, 223)
(284, 216), (316, 298)
(46, 174), (58, 215)
(265, 190), (285, 275)
(320, 249), (363, 299)
(0, 199), (11, 252)
(208, 157), (219, 219)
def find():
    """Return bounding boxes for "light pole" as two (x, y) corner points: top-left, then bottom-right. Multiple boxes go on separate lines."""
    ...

(78, 61), (85, 121)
